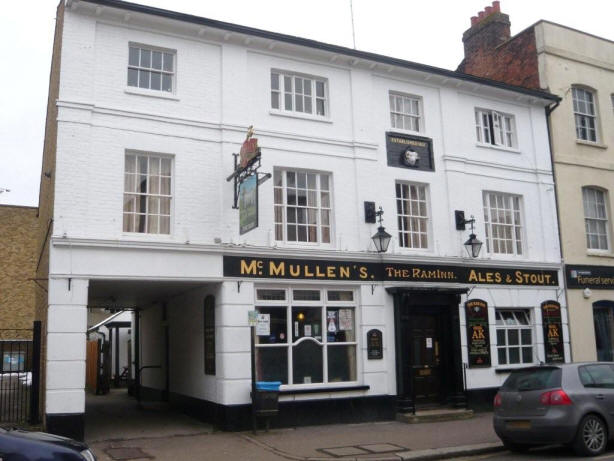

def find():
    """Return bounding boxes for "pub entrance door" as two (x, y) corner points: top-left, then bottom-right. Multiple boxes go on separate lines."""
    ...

(405, 311), (441, 403)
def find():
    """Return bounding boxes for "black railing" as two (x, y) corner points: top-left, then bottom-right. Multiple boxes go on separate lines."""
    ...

(0, 321), (41, 424)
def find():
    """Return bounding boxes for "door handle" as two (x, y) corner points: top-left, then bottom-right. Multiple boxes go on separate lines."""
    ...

(595, 394), (605, 400)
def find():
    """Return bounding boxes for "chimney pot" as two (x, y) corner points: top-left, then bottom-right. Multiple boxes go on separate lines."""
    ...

(478, 11), (485, 20)
(471, 16), (478, 26)
(492, 1), (500, 12)
(485, 6), (493, 14)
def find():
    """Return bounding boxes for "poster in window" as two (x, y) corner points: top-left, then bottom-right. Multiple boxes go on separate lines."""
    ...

(239, 174), (258, 235)
(204, 295), (216, 375)
(338, 309), (353, 331)
(541, 300), (565, 363)
(465, 299), (491, 367)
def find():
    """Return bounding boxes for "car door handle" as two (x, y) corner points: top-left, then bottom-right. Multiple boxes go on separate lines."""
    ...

(595, 394), (605, 400)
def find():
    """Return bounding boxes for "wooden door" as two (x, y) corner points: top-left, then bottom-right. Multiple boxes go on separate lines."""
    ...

(409, 314), (441, 403)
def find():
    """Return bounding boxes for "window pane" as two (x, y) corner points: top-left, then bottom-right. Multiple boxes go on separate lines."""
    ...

(256, 289), (286, 301)
(256, 347), (288, 384)
(328, 345), (356, 382)
(162, 74), (172, 92)
(129, 47), (139, 66)
(316, 99), (325, 116)
(138, 70), (150, 88)
(271, 92), (279, 109)
(316, 81), (325, 97)
(163, 53), (174, 72)
(522, 347), (533, 363)
(293, 290), (320, 301)
(508, 329), (519, 345)
(255, 307), (287, 344)
(509, 347), (520, 364)
(521, 329), (531, 345)
(328, 291), (353, 301)
(497, 329), (506, 345)
(150, 72), (161, 90)
(127, 68), (138, 87)
(326, 307), (354, 342)
(271, 72), (279, 90)
(498, 348), (507, 365)
(140, 49), (151, 67)
(152, 51), (162, 70)
(292, 306), (322, 341)
(293, 341), (323, 384)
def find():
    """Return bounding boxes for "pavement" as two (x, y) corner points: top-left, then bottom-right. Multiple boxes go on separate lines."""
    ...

(86, 390), (505, 461)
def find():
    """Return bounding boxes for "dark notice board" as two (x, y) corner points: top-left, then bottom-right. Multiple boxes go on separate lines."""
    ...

(541, 300), (564, 363)
(204, 295), (216, 375)
(465, 299), (491, 367)
(385, 132), (434, 171)
(367, 329), (383, 359)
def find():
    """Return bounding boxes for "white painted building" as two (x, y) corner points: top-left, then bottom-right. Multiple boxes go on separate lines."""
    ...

(42, 0), (566, 439)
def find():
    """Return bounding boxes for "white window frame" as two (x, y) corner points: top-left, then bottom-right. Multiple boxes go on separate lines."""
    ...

(389, 92), (423, 133)
(254, 287), (359, 388)
(127, 44), (176, 93)
(483, 191), (524, 256)
(395, 182), (430, 249)
(495, 309), (535, 366)
(274, 169), (333, 245)
(475, 108), (516, 149)
(583, 187), (610, 251)
(123, 152), (173, 235)
(270, 70), (328, 118)
(572, 87), (598, 142)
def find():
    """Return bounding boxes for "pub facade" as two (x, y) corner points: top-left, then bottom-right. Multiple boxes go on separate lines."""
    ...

(41, 0), (566, 439)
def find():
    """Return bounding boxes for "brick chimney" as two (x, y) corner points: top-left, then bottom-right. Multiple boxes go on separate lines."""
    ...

(460, 1), (511, 75)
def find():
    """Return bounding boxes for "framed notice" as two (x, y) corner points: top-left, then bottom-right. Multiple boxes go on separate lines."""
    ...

(204, 295), (216, 375)
(239, 174), (258, 234)
(367, 329), (383, 360)
(465, 299), (491, 367)
(541, 300), (565, 363)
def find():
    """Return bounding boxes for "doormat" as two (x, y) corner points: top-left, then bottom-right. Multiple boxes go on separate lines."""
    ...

(105, 447), (153, 460)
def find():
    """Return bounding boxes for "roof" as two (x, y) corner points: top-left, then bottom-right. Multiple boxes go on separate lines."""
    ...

(81, 0), (560, 103)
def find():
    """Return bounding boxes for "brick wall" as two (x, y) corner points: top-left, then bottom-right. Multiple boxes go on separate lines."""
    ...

(458, 7), (540, 89)
(0, 206), (39, 336)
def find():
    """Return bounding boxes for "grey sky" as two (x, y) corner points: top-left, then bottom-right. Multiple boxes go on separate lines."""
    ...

(1, 0), (612, 207)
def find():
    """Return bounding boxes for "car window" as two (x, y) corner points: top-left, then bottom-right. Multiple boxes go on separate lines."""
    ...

(501, 367), (561, 391)
(579, 365), (614, 388)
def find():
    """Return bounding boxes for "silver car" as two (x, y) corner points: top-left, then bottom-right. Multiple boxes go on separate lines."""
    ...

(493, 363), (614, 456)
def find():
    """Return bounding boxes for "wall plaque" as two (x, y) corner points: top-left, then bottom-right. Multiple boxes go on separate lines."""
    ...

(386, 132), (434, 171)
(367, 329), (383, 360)
(465, 299), (491, 367)
(541, 300), (564, 363)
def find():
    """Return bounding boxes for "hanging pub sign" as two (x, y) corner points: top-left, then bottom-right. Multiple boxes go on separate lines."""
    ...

(386, 132), (434, 172)
(223, 255), (559, 286)
(541, 300), (564, 363)
(239, 174), (258, 234)
(465, 299), (491, 367)
(226, 126), (271, 223)
(367, 329), (383, 360)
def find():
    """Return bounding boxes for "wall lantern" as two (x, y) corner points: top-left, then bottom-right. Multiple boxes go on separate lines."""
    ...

(455, 210), (483, 258)
(371, 207), (392, 253)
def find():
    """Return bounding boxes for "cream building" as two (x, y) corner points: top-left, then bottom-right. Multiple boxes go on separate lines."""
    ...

(460, 3), (614, 362)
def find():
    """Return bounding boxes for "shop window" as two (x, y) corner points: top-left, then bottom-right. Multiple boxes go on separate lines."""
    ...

(594, 301), (614, 361)
(483, 191), (523, 255)
(274, 169), (332, 244)
(128, 44), (175, 93)
(123, 152), (172, 234)
(389, 92), (423, 132)
(496, 309), (534, 365)
(583, 187), (609, 251)
(270, 70), (328, 117)
(396, 182), (429, 249)
(475, 108), (516, 148)
(572, 86), (597, 142)
(254, 288), (357, 386)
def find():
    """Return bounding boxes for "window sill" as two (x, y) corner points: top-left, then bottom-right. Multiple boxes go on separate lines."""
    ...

(274, 241), (335, 250)
(587, 250), (614, 258)
(279, 385), (369, 395)
(125, 87), (180, 101)
(389, 127), (428, 138)
(269, 109), (332, 124)
(576, 139), (607, 149)
(475, 143), (520, 154)
(495, 364), (538, 373)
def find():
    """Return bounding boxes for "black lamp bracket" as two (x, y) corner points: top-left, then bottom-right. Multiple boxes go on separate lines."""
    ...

(375, 206), (385, 226)
(455, 210), (476, 231)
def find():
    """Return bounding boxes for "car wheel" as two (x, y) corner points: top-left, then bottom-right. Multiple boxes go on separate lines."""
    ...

(573, 414), (608, 456)
(502, 439), (530, 453)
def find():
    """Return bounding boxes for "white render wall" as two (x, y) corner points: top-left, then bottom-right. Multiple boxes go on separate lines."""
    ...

(45, 3), (565, 412)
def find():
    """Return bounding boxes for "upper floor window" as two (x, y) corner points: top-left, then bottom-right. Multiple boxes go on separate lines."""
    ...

(274, 170), (331, 244)
(483, 192), (523, 255)
(128, 45), (175, 93)
(583, 187), (609, 251)
(271, 71), (327, 117)
(475, 109), (516, 148)
(389, 92), (422, 132)
(396, 182), (429, 249)
(123, 153), (172, 234)
(572, 87), (597, 142)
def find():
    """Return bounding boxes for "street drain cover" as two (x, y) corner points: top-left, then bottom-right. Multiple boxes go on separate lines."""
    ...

(105, 447), (153, 460)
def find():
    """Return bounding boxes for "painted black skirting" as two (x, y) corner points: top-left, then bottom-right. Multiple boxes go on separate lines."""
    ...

(164, 388), (396, 431)
(46, 413), (85, 441)
(466, 387), (499, 412)
(279, 385), (370, 395)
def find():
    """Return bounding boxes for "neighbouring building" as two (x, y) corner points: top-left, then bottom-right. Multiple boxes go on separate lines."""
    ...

(39, 0), (565, 440)
(459, 2), (614, 363)
(0, 205), (39, 371)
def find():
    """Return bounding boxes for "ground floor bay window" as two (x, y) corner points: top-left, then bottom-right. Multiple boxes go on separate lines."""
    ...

(255, 287), (357, 386)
